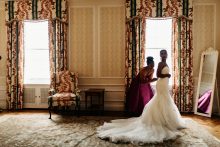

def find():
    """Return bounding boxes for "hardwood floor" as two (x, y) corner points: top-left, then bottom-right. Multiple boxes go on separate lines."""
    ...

(0, 110), (220, 140)
(183, 114), (220, 140)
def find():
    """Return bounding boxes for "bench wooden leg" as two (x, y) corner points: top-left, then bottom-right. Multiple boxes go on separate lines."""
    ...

(76, 95), (80, 117)
(48, 97), (53, 119)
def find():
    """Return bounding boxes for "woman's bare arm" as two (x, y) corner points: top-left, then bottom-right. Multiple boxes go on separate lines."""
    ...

(140, 67), (157, 83)
(148, 69), (157, 82)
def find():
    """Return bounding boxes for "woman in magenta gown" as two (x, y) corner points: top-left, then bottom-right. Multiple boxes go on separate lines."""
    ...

(126, 56), (157, 116)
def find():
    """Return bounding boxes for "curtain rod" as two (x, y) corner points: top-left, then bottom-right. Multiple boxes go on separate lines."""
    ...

(126, 15), (192, 23)
(0, 0), (14, 1)
(5, 17), (68, 25)
(0, 0), (26, 1)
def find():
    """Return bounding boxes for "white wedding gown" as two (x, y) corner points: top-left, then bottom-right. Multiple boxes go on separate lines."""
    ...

(97, 66), (185, 144)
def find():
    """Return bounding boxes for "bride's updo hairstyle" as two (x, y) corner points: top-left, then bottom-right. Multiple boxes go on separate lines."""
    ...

(146, 56), (154, 65)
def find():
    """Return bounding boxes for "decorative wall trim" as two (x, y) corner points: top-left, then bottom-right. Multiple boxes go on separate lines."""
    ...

(193, 3), (216, 49)
(79, 86), (125, 92)
(79, 77), (124, 79)
(69, 0), (125, 7)
(97, 5), (125, 78)
(79, 84), (124, 86)
(68, 0), (126, 111)
(80, 89), (125, 92)
(0, 76), (6, 91)
(0, 2), (4, 10)
(68, 6), (95, 77)
(69, 5), (95, 8)
(68, 5), (94, 67)
(0, 86), (6, 91)
(69, 4), (125, 79)
(193, 3), (216, 79)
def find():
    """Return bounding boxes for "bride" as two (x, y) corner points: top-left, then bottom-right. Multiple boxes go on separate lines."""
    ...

(97, 50), (185, 144)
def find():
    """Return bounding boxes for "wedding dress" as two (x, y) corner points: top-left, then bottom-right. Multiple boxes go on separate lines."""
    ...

(97, 66), (185, 144)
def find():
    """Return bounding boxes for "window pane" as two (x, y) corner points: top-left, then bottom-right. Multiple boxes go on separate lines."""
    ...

(145, 19), (172, 85)
(24, 21), (50, 84)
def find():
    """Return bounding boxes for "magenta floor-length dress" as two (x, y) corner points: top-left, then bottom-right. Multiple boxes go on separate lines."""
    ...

(127, 73), (154, 116)
(198, 89), (212, 114)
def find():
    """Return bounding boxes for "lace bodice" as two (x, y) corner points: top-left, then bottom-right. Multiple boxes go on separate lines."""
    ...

(161, 66), (169, 74)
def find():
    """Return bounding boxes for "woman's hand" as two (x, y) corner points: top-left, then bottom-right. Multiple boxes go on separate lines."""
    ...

(151, 78), (157, 82)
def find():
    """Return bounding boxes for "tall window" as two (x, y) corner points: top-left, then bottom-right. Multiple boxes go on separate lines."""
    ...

(24, 21), (50, 84)
(145, 18), (172, 85)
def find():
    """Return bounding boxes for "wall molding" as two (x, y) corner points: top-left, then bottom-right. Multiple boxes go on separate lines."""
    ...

(193, 3), (216, 49)
(69, 0), (125, 7)
(0, 1), (4, 10)
(79, 77), (124, 79)
(79, 86), (125, 92)
(69, 3), (125, 79)
(80, 89), (125, 92)
(97, 5), (125, 78)
(79, 84), (124, 86)
(68, 6), (95, 77)
(68, 0), (126, 111)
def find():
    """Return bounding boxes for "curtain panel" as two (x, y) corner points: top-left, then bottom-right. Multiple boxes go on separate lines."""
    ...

(6, 21), (24, 110)
(125, 18), (146, 89)
(5, 0), (68, 22)
(5, 0), (68, 110)
(49, 20), (68, 90)
(125, 18), (146, 110)
(172, 17), (193, 112)
(126, 0), (193, 18)
(125, 0), (193, 112)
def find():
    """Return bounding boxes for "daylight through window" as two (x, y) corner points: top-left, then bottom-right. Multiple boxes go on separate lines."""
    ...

(24, 21), (50, 84)
(145, 18), (173, 85)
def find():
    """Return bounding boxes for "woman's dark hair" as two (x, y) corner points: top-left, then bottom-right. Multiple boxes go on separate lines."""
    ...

(147, 56), (154, 65)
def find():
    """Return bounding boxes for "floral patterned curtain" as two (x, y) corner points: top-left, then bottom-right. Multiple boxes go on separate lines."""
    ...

(172, 17), (193, 112)
(5, 0), (68, 110)
(125, 0), (193, 112)
(125, 17), (146, 110)
(5, 0), (68, 21)
(6, 21), (24, 110)
(125, 18), (146, 92)
(49, 20), (68, 90)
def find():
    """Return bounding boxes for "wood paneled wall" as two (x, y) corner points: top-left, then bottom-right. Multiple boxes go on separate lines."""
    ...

(68, 0), (125, 111)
